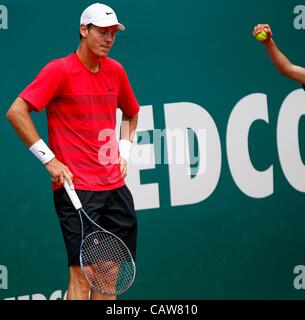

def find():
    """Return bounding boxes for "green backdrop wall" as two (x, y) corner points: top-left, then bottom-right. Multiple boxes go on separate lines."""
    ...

(1, 0), (305, 299)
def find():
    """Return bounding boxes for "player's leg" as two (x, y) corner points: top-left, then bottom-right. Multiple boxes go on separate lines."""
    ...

(90, 185), (137, 300)
(91, 186), (137, 300)
(90, 289), (116, 300)
(67, 265), (90, 300)
(78, 190), (118, 300)
(53, 189), (93, 300)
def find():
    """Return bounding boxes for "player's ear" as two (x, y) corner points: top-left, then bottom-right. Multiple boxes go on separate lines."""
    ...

(80, 24), (89, 38)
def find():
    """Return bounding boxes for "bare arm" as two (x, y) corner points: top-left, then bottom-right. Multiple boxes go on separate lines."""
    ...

(120, 113), (138, 142)
(6, 97), (41, 147)
(6, 97), (73, 185)
(253, 24), (305, 84)
(118, 112), (139, 178)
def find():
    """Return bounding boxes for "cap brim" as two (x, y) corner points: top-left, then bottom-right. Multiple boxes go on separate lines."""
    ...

(91, 21), (125, 31)
(117, 23), (126, 31)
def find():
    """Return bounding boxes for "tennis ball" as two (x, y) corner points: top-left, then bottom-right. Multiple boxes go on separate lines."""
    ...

(255, 30), (268, 42)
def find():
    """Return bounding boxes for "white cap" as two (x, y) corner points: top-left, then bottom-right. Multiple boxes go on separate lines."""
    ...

(80, 3), (125, 31)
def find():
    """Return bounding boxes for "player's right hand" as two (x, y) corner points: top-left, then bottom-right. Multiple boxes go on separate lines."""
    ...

(253, 24), (273, 40)
(44, 158), (73, 186)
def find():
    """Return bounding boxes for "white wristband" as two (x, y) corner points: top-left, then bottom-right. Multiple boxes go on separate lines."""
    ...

(119, 139), (132, 162)
(29, 139), (55, 164)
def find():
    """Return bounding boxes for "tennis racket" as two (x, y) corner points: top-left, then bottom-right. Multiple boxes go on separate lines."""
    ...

(63, 180), (136, 296)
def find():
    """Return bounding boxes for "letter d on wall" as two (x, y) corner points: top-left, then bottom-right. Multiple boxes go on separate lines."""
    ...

(164, 102), (221, 206)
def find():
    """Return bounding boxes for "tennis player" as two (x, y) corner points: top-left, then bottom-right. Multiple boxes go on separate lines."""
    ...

(6, 3), (139, 300)
(253, 24), (305, 85)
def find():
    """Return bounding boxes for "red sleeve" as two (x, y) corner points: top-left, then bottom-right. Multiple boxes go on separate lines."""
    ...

(19, 59), (66, 112)
(118, 65), (140, 117)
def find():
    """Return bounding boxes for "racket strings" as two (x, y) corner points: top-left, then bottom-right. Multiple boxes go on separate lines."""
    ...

(85, 237), (134, 293)
(81, 231), (135, 295)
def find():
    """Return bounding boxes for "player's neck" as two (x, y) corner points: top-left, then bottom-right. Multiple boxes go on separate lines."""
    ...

(76, 46), (100, 73)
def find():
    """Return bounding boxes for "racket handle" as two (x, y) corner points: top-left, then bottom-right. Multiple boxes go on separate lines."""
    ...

(64, 179), (82, 210)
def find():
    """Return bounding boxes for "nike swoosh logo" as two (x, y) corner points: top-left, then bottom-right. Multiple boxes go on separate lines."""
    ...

(38, 150), (46, 156)
(106, 12), (113, 15)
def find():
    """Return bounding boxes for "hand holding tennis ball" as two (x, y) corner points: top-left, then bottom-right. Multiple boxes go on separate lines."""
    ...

(253, 24), (272, 42)
(255, 30), (268, 41)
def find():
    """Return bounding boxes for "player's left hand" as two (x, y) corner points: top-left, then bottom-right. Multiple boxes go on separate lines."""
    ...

(119, 156), (127, 178)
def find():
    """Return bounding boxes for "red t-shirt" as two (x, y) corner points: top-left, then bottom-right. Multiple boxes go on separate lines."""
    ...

(19, 53), (139, 191)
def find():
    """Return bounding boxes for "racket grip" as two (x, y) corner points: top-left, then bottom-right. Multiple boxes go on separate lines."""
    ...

(64, 179), (82, 210)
